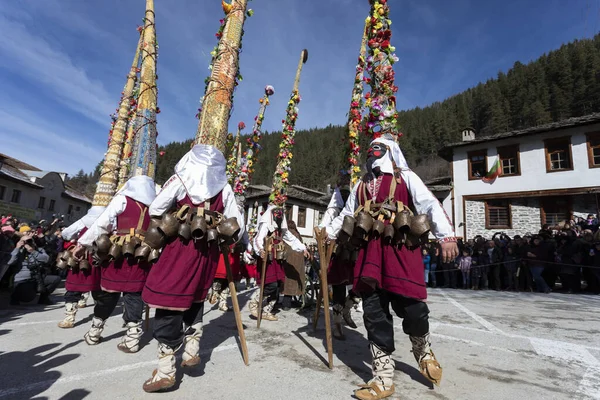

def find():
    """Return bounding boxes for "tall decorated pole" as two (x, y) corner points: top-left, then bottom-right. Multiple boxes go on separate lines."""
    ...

(268, 50), (308, 207)
(92, 32), (144, 206)
(364, 0), (400, 141)
(194, 0), (249, 151)
(347, 21), (368, 187)
(129, 0), (159, 179)
(233, 85), (275, 199)
(226, 122), (245, 185)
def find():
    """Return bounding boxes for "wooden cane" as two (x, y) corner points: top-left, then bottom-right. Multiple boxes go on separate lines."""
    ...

(256, 236), (270, 329)
(221, 244), (249, 366)
(313, 227), (335, 369)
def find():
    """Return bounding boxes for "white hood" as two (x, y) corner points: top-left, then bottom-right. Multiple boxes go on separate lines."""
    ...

(258, 204), (288, 232)
(174, 144), (228, 204)
(370, 136), (409, 174)
(327, 187), (345, 210)
(116, 175), (157, 206)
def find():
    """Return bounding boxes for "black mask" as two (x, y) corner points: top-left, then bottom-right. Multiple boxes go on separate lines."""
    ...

(366, 143), (387, 175)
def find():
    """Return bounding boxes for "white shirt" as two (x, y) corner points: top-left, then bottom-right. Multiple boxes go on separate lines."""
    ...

(61, 219), (86, 242)
(252, 218), (306, 254)
(78, 195), (129, 247)
(326, 170), (455, 241)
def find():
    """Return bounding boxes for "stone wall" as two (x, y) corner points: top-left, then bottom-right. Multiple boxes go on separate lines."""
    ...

(465, 195), (599, 239)
(465, 198), (541, 239)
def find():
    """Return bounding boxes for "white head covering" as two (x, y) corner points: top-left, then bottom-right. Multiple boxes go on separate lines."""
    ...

(327, 187), (345, 210)
(258, 204), (288, 232)
(117, 175), (157, 206)
(175, 144), (227, 204)
(370, 135), (409, 174)
(62, 205), (106, 240)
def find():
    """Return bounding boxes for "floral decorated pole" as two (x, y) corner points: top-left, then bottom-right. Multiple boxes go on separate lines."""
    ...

(233, 85), (275, 197)
(364, 0), (400, 140)
(247, 201), (259, 241)
(92, 32), (144, 207)
(194, 0), (251, 152)
(347, 21), (368, 187)
(269, 50), (308, 207)
(129, 0), (159, 179)
(226, 122), (245, 185)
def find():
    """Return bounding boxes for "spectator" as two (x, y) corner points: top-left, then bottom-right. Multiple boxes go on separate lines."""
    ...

(457, 249), (472, 289)
(7, 231), (60, 305)
(429, 246), (440, 288)
(583, 214), (598, 233)
(527, 235), (551, 293)
(422, 249), (431, 286)
(486, 240), (504, 290)
(504, 246), (519, 291)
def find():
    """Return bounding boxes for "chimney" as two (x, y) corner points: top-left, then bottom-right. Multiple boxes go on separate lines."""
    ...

(461, 128), (475, 142)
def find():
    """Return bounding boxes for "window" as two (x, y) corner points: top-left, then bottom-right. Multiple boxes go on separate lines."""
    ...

(544, 137), (573, 172)
(76, 206), (81, 212)
(285, 206), (293, 222)
(541, 197), (571, 226)
(10, 190), (21, 204)
(0, 185), (5, 201)
(587, 132), (600, 168)
(67, 205), (73, 215)
(49, 199), (55, 211)
(37, 196), (46, 209)
(497, 145), (520, 176)
(297, 207), (307, 228)
(468, 150), (487, 180)
(485, 200), (511, 229)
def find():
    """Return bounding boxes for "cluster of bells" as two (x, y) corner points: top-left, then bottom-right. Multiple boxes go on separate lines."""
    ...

(56, 207), (241, 271)
(338, 210), (432, 250)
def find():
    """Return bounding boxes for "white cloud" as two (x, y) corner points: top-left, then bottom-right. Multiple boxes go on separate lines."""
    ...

(0, 14), (115, 126)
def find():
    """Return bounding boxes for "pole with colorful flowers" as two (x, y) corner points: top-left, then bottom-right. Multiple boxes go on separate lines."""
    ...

(269, 50), (308, 207)
(226, 122), (245, 185)
(233, 85), (275, 198)
(364, 0), (400, 140)
(346, 21), (368, 187)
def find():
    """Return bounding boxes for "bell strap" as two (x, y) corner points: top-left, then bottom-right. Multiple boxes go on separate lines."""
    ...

(176, 205), (191, 222)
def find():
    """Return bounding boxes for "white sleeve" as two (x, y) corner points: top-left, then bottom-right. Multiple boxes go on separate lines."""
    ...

(222, 184), (246, 240)
(149, 175), (185, 217)
(62, 219), (85, 241)
(318, 207), (340, 229)
(326, 184), (359, 239)
(403, 170), (455, 241)
(283, 229), (306, 252)
(253, 222), (269, 254)
(78, 195), (127, 247)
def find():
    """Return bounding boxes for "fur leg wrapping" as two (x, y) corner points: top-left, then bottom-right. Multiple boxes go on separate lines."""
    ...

(84, 317), (105, 345)
(181, 322), (203, 367)
(143, 343), (176, 393)
(332, 304), (345, 340)
(58, 303), (78, 329)
(77, 292), (90, 308)
(218, 287), (230, 312)
(117, 321), (143, 353)
(249, 291), (259, 318)
(410, 332), (442, 386)
(354, 343), (395, 400)
(262, 299), (278, 321)
(342, 296), (358, 329)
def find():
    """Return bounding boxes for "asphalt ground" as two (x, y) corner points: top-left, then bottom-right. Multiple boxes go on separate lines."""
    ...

(1, 287), (599, 400)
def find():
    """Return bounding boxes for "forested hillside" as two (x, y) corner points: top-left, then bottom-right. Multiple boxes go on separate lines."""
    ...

(71, 34), (600, 194)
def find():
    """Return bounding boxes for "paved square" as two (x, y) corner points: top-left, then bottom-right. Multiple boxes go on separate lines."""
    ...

(1, 288), (599, 399)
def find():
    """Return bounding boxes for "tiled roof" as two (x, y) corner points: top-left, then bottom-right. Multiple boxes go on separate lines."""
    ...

(0, 164), (43, 188)
(438, 113), (600, 160)
(245, 187), (329, 207)
(63, 185), (92, 204)
(0, 153), (41, 171)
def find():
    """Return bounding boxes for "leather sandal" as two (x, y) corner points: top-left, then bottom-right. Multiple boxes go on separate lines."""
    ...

(419, 351), (442, 386)
(354, 382), (395, 400)
(143, 370), (176, 393)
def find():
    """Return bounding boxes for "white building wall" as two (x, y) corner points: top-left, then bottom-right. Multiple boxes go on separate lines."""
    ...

(452, 123), (600, 238)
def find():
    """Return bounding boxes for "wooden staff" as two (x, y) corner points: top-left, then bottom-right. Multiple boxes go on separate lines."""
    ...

(313, 227), (335, 369)
(256, 236), (271, 329)
(220, 244), (249, 366)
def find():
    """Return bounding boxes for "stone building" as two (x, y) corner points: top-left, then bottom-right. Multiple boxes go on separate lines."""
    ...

(0, 153), (91, 224)
(244, 184), (329, 245)
(438, 114), (600, 239)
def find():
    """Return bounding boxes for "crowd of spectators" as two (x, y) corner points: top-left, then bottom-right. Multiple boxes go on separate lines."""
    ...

(422, 214), (600, 294)
(0, 215), (66, 305)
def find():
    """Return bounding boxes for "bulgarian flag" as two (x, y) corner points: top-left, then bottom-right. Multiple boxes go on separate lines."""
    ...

(482, 158), (501, 184)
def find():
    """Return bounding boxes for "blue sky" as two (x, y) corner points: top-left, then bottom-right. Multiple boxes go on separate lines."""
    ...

(0, 0), (596, 175)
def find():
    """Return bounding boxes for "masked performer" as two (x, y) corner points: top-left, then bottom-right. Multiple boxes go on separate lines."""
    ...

(327, 135), (458, 400)
(141, 145), (244, 392)
(250, 205), (307, 321)
(75, 176), (156, 353)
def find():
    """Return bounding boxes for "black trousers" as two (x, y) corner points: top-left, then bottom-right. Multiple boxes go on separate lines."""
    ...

(332, 285), (358, 307)
(65, 290), (94, 304)
(93, 291), (144, 323)
(362, 290), (430, 354)
(263, 282), (278, 302)
(154, 302), (205, 349)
